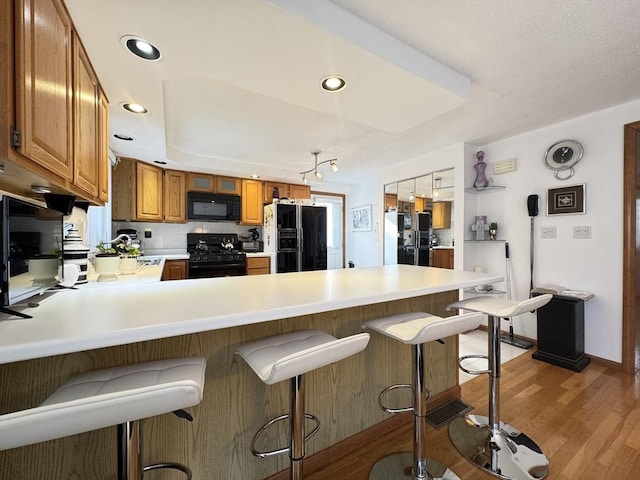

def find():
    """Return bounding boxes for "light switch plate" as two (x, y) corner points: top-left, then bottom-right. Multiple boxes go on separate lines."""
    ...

(573, 226), (591, 239)
(541, 227), (556, 239)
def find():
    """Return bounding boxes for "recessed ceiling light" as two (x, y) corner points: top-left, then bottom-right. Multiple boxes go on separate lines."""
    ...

(120, 35), (161, 61)
(250, 174), (261, 179)
(113, 134), (135, 141)
(31, 185), (52, 194)
(321, 75), (346, 92)
(153, 160), (168, 165)
(121, 102), (148, 115)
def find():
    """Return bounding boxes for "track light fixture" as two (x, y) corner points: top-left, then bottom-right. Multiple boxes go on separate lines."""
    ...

(299, 151), (338, 183)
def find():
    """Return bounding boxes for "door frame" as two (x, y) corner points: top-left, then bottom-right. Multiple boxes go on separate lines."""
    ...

(622, 120), (640, 373)
(312, 191), (346, 269)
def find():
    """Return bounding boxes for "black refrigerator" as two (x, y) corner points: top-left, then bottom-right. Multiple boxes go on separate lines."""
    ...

(413, 212), (432, 266)
(264, 203), (327, 273)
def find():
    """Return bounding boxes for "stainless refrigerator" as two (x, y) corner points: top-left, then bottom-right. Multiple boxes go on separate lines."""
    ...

(264, 203), (328, 273)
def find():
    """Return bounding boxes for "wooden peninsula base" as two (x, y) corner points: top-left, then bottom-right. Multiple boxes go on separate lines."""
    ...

(0, 291), (460, 479)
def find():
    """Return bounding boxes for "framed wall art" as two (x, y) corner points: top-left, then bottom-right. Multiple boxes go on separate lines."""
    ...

(546, 184), (586, 215)
(351, 204), (372, 231)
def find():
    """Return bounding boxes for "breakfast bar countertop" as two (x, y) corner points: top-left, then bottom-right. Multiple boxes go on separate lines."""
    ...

(0, 265), (501, 365)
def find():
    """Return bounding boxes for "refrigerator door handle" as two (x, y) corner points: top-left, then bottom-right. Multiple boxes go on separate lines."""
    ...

(298, 227), (303, 252)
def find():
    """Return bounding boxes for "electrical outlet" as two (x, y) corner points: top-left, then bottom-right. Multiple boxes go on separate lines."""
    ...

(145, 229), (152, 239)
(541, 227), (556, 239)
(573, 226), (591, 239)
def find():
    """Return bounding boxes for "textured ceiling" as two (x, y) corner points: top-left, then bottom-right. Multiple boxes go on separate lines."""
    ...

(65, 0), (640, 188)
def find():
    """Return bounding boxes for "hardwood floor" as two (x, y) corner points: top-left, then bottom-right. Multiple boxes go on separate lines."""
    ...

(282, 353), (640, 480)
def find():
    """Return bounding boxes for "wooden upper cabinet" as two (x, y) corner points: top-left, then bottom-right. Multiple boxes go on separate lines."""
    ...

(113, 159), (186, 223)
(15, 0), (74, 180)
(263, 181), (310, 203)
(289, 183), (311, 200)
(135, 162), (163, 221)
(72, 32), (99, 197)
(263, 181), (288, 203)
(6, 0), (109, 205)
(163, 169), (186, 223)
(187, 173), (241, 195)
(385, 193), (398, 212)
(186, 172), (215, 192)
(98, 90), (109, 202)
(216, 176), (241, 195)
(241, 179), (263, 225)
(432, 202), (452, 230)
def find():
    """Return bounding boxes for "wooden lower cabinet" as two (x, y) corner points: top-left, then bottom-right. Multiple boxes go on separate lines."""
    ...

(246, 256), (270, 275)
(161, 259), (188, 281)
(432, 248), (454, 269)
(0, 291), (458, 480)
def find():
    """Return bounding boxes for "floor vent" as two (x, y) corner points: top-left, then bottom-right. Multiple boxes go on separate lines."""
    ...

(425, 399), (473, 430)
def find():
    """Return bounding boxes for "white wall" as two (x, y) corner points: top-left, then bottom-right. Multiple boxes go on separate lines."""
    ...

(472, 100), (639, 363)
(345, 174), (380, 267)
(348, 100), (638, 363)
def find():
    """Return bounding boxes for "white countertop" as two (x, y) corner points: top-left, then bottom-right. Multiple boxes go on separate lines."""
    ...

(0, 265), (501, 365)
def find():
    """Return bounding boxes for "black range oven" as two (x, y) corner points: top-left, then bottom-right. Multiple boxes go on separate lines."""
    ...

(187, 233), (247, 278)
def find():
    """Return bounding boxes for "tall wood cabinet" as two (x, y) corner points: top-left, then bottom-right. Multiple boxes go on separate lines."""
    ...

(113, 158), (186, 223)
(241, 179), (263, 225)
(15, 0), (74, 180)
(163, 170), (186, 223)
(72, 31), (100, 197)
(0, 0), (109, 205)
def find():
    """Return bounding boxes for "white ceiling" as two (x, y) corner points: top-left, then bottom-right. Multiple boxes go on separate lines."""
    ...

(65, 0), (640, 188)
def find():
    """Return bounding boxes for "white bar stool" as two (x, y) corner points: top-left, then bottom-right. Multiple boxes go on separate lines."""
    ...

(446, 295), (552, 480)
(0, 357), (207, 480)
(362, 311), (483, 480)
(236, 330), (370, 480)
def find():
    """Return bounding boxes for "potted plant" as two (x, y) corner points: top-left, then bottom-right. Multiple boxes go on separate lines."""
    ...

(94, 242), (121, 281)
(111, 240), (141, 275)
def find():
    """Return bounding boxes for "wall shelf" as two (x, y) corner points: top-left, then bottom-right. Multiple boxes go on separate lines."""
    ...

(465, 186), (506, 194)
(464, 239), (506, 243)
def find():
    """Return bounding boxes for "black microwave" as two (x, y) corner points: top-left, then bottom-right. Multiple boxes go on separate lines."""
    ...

(187, 192), (241, 222)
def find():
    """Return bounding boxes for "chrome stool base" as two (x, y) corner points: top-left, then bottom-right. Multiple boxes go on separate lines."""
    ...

(449, 415), (549, 480)
(368, 452), (460, 480)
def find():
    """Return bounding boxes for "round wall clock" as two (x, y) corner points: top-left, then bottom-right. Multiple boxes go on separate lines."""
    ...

(544, 139), (584, 180)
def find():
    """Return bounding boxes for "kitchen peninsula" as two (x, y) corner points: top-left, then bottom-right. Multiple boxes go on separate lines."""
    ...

(0, 266), (500, 479)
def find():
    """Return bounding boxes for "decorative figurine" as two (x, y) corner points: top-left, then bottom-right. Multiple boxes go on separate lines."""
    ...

(471, 216), (489, 241)
(474, 151), (489, 189)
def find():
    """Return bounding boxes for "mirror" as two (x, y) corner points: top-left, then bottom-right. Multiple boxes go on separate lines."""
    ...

(383, 168), (455, 266)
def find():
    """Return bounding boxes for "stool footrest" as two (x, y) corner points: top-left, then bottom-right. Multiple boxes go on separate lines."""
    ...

(458, 355), (491, 375)
(251, 413), (320, 459)
(378, 384), (420, 414)
(144, 462), (192, 479)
